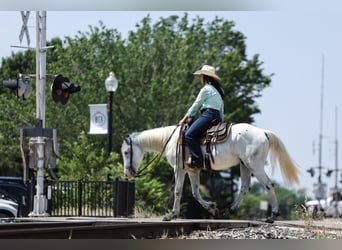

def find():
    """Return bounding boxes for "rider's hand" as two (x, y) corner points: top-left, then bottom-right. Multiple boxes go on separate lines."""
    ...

(179, 115), (188, 126)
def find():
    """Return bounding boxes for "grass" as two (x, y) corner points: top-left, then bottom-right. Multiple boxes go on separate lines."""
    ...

(295, 202), (342, 239)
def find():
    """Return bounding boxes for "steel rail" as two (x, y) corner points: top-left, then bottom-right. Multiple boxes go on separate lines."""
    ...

(0, 218), (262, 239)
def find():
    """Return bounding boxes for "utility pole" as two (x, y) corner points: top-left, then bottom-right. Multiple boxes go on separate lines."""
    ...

(333, 106), (342, 218)
(308, 55), (328, 206)
(28, 11), (49, 216)
(335, 106), (338, 190)
(318, 54), (324, 185)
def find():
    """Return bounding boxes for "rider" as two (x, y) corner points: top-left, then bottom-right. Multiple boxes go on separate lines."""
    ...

(179, 65), (225, 169)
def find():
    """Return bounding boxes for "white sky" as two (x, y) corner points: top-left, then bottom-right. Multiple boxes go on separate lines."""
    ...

(1, 1), (342, 199)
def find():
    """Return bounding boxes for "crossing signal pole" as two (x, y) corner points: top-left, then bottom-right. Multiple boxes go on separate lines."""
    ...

(19, 11), (60, 217)
(28, 11), (50, 216)
(307, 55), (328, 205)
(9, 11), (81, 216)
(36, 11), (47, 128)
(4, 11), (83, 216)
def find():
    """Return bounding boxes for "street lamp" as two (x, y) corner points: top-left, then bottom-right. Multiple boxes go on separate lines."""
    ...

(105, 72), (118, 156)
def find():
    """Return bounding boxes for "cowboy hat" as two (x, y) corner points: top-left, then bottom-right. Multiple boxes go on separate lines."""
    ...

(193, 65), (221, 80)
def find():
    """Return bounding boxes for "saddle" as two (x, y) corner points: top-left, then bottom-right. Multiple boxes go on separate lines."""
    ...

(178, 120), (233, 170)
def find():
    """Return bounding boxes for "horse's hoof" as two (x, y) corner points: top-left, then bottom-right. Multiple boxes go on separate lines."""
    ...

(264, 216), (274, 224)
(162, 216), (171, 221)
(207, 202), (217, 217)
(162, 211), (177, 221)
(209, 202), (217, 209)
(257, 216), (274, 223)
(259, 212), (280, 224)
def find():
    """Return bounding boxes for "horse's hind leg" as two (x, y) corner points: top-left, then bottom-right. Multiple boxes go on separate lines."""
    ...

(163, 166), (186, 221)
(188, 170), (217, 216)
(230, 162), (251, 213)
(252, 165), (279, 223)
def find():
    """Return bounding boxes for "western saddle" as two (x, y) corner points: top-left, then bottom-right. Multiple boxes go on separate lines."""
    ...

(178, 119), (233, 170)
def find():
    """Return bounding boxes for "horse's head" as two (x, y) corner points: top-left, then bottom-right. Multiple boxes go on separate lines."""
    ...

(121, 135), (144, 179)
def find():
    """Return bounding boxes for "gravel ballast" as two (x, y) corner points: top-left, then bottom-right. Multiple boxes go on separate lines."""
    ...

(179, 224), (341, 239)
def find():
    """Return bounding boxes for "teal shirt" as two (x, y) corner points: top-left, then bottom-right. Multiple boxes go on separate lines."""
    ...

(186, 83), (224, 120)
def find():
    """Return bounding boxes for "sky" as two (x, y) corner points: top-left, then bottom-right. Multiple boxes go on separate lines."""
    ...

(1, 1), (342, 199)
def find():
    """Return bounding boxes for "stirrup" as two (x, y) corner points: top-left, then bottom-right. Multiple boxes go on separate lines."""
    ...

(186, 156), (192, 165)
(185, 156), (202, 169)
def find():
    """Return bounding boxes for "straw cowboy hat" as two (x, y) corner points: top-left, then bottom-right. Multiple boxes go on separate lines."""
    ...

(193, 65), (221, 80)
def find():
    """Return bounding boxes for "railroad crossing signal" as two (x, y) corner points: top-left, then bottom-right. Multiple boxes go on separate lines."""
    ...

(51, 74), (81, 105)
(19, 11), (30, 46)
(2, 74), (32, 100)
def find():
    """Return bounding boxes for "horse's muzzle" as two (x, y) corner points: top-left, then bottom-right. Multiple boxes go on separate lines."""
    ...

(124, 166), (136, 179)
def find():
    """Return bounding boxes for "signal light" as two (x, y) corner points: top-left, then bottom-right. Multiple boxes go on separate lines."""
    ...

(2, 74), (32, 100)
(307, 168), (315, 177)
(326, 169), (333, 177)
(51, 74), (80, 105)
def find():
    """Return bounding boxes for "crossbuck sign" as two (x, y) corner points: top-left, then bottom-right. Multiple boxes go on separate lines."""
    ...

(19, 11), (30, 46)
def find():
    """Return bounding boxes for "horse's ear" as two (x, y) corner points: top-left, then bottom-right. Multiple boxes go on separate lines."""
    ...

(123, 136), (130, 145)
(120, 135), (128, 144)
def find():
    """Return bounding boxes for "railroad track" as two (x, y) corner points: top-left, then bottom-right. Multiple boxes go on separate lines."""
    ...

(0, 217), (265, 239)
(0, 217), (341, 239)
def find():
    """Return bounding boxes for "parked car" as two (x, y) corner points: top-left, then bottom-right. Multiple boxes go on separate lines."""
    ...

(326, 200), (342, 217)
(305, 194), (342, 218)
(0, 176), (29, 216)
(306, 197), (330, 211)
(0, 198), (18, 217)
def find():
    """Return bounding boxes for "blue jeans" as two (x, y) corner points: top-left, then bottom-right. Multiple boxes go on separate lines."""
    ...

(185, 108), (222, 167)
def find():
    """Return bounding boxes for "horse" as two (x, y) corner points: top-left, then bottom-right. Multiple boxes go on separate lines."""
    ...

(121, 123), (300, 222)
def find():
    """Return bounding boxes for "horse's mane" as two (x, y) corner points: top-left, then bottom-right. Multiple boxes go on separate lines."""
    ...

(131, 125), (178, 153)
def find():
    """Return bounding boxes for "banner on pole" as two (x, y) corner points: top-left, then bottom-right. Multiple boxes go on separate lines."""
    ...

(88, 104), (108, 134)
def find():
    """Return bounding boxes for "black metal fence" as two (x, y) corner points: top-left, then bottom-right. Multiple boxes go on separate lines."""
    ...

(42, 178), (135, 217)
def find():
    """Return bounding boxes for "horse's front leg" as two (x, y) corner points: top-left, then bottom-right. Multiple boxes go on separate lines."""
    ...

(162, 165), (186, 221)
(230, 162), (251, 213)
(188, 170), (217, 217)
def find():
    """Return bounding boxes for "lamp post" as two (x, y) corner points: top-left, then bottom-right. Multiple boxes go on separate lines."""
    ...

(105, 72), (118, 156)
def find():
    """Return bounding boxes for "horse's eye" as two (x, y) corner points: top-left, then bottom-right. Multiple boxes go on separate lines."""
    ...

(124, 151), (129, 156)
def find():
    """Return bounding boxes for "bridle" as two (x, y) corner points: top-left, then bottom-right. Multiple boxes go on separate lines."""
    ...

(124, 125), (179, 178)
(124, 136), (136, 177)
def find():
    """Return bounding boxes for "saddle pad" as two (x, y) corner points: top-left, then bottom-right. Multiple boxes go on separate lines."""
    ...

(200, 122), (232, 145)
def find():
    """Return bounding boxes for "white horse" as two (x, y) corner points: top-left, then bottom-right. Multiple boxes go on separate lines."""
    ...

(121, 123), (300, 222)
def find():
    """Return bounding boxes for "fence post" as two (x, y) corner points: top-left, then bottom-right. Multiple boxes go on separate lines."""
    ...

(114, 178), (119, 217)
(78, 180), (82, 216)
(115, 177), (135, 217)
(112, 180), (116, 216)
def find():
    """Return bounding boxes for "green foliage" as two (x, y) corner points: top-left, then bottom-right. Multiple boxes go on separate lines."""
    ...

(56, 131), (124, 181)
(0, 13), (275, 215)
(0, 49), (36, 175)
(132, 155), (174, 214)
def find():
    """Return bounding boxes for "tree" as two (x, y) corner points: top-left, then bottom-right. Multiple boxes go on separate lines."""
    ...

(0, 50), (36, 175)
(0, 13), (272, 214)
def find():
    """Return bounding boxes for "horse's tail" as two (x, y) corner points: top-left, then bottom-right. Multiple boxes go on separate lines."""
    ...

(264, 130), (300, 184)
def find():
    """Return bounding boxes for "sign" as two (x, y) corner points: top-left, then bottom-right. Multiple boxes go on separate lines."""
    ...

(259, 200), (269, 211)
(19, 11), (30, 46)
(314, 183), (327, 200)
(88, 104), (108, 134)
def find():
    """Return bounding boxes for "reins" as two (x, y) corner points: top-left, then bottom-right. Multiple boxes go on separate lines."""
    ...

(131, 125), (180, 178)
